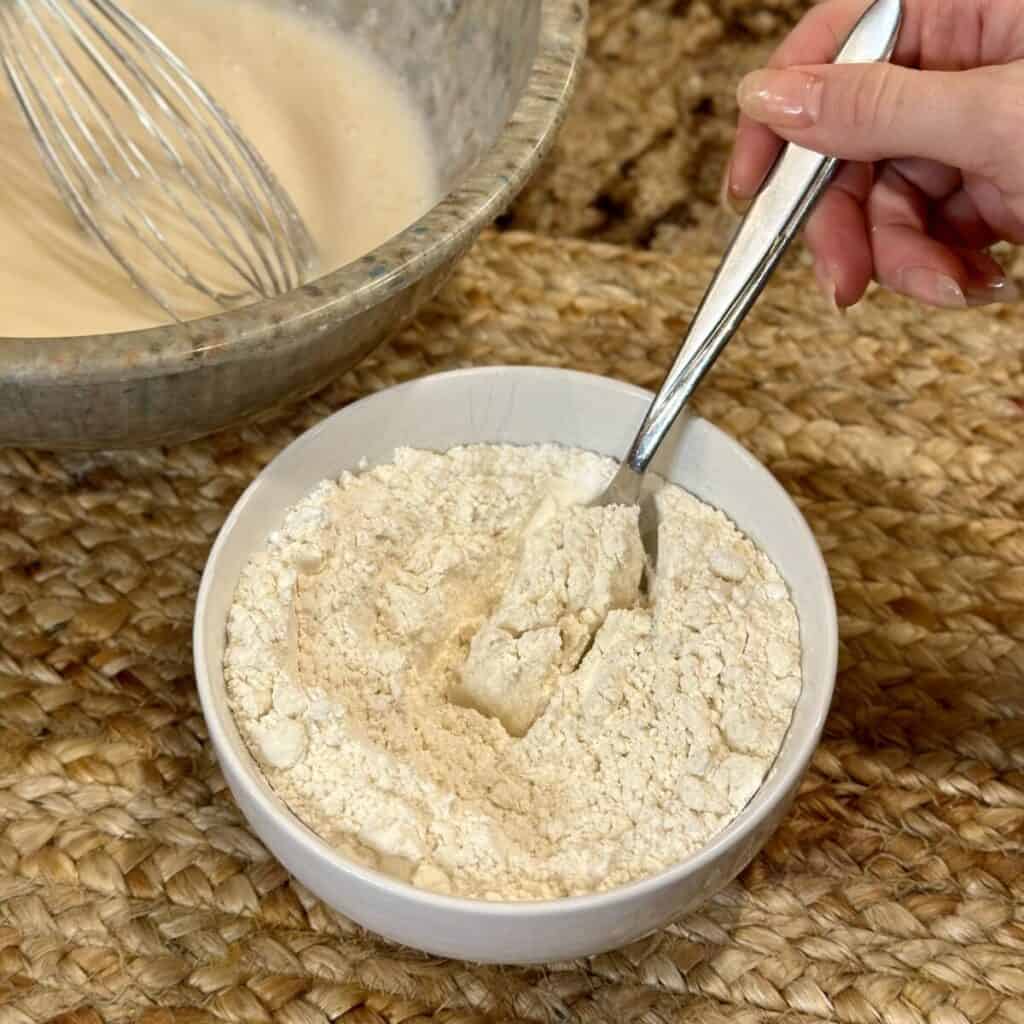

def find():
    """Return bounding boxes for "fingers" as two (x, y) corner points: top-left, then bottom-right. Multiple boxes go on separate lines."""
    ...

(868, 163), (966, 306)
(735, 62), (1014, 180)
(957, 248), (1020, 306)
(727, 119), (780, 202)
(963, 175), (1024, 244)
(729, 0), (873, 201)
(802, 162), (874, 308)
(885, 159), (998, 250)
(867, 163), (1018, 306)
(887, 158), (961, 200)
(932, 187), (999, 250)
(871, 232), (966, 309)
(770, 0), (878, 68)
(726, 0), (1024, 199)
(723, 0), (1024, 310)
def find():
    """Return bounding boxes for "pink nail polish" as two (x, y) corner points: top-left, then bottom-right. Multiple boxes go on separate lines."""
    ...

(736, 70), (823, 128)
(958, 250), (1022, 306)
(898, 267), (967, 309)
(966, 275), (1021, 307)
(718, 165), (752, 216)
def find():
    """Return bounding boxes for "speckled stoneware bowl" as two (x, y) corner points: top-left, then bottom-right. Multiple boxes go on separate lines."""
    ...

(0, 0), (586, 450)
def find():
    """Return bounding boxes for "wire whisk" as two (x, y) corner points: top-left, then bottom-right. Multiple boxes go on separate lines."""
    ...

(0, 0), (319, 322)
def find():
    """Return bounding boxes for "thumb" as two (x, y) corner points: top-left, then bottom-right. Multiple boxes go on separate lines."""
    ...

(737, 62), (1010, 178)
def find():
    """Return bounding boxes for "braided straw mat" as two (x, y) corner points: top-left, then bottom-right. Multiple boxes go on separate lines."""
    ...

(4, 1), (1024, 1021)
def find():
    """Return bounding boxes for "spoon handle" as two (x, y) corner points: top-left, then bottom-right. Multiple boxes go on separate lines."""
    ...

(621, 0), (902, 475)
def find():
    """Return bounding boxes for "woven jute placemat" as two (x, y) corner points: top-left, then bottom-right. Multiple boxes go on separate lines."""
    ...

(3, 2), (1024, 1021)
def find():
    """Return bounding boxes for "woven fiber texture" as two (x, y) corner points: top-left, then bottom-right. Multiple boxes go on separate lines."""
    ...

(4, 1), (1024, 1021)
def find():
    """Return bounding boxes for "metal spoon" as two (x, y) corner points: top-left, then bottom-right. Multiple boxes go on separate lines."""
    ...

(596, 0), (903, 555)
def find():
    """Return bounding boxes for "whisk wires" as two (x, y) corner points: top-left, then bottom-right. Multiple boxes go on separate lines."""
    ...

(0, 0), (319, 322)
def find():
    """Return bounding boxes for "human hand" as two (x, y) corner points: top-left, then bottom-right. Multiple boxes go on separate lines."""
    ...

(727, 0), (1024, 309)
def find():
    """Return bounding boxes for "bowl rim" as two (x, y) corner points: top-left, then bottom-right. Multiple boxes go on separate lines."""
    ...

(0, 0), (587, 379)
(194, 365), (839, 917)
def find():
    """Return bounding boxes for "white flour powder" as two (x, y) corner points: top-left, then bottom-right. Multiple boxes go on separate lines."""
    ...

(224, 444), (802, 900)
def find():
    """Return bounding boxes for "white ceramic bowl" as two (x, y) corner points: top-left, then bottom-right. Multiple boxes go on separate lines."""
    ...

(194, 366), (838, 964)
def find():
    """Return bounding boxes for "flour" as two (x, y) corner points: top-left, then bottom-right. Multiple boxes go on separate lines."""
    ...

(451, 502), (646, 736)
(223, 444), (802, 901)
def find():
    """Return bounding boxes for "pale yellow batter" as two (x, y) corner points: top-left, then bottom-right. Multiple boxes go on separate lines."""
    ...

(0, 0), (439, 338)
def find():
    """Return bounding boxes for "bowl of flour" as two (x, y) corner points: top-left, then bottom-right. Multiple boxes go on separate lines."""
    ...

(194, 366), (838, 963)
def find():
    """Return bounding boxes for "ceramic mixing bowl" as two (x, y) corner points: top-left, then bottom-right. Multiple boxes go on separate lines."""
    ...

(194, 366), (839, 964)
(0, 1), (586, 450)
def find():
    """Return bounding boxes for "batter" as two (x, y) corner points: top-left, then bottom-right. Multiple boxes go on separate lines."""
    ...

(0, 0), (439, 338)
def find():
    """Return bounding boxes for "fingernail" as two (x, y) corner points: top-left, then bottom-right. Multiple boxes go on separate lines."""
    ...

(898, 267), (967, 308)
(719, 165), (735, 213)
(966, 274), (1021, 307)
(959, 250), (1022, 306)
(718, 164), (751, 216)
(814, 261), (843, 315)
(737, 69), (823, 128)
(733, 193), (752, 215)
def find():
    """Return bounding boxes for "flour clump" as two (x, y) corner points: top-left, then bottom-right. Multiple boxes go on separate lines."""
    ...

(224, 444), (802, 900)
(451, 502), (646, 736)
